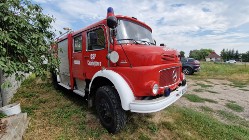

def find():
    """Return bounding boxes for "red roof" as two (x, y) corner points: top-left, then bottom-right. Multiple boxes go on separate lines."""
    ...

(206, 52), (221, 58)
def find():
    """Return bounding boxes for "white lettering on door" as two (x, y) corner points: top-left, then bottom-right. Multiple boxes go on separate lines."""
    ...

(90, 54), (96, 60)
(87, 60), (101, 66)
(88, 54), (101, 66)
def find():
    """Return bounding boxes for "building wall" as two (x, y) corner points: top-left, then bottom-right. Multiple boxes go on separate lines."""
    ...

(206, 58), (221, 62)
(0, 70), (30, 107)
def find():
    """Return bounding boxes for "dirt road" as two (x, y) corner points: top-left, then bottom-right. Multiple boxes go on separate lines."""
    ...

(176, 78), (249, 120)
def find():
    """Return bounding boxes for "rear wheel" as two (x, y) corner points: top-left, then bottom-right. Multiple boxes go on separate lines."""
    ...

(95, 86), (127, 133)
(183, 67), (193, 75)
(51, 72), (60, 90)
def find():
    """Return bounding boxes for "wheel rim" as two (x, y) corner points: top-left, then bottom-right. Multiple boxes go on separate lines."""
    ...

(183, 68), (189, 75)
(98, 99), (113, 125)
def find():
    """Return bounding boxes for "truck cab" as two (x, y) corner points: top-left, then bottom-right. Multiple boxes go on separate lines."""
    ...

(53, 7), (187, 133)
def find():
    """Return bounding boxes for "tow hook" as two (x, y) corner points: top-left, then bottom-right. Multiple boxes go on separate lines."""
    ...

(164, 87), (171, 97)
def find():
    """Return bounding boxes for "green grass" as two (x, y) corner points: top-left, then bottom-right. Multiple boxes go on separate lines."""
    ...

(203, 80), (214, 84)
(11, 76), (249, 139)
(206, 90), (219, 94)
(225, 103), (244, 112)
(21, 74), (36, 86)
(188, 62), (249, 84)
(0, 113), (7, 118)
(204, 98), (218, 103)
(184, 94), (205, 102)
(147, 123), (158, 133)
(200, 106), (214, 112)
(218, 110), (239, 121)
(217, 110), (249, 128)
(196, 83), (213, 88)
(227, 100), (236, 103)
(193, 88), (204, 92)
(161, 106), (249, 140)
(229, 82), (247, 88)
(239, 88), (249, 91)
(139, 134), (150, 140)
(184, 94), (217, 103)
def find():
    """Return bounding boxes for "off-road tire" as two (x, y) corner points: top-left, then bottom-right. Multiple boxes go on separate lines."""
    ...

(95, 86), (127, 133)
(183, 67), (194, 75)
(51, 72), (60, 90)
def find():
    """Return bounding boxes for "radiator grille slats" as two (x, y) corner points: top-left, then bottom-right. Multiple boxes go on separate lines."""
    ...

(159, 67), (180, 87)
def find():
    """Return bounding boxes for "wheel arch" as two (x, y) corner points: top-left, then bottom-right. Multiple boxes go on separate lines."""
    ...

(89, 70), (135, 110)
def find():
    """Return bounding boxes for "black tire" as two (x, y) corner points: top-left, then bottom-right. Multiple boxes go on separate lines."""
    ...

(95, 86), (127, 133)
(183, 67), (194, 75)
(51, 72), (60, 90)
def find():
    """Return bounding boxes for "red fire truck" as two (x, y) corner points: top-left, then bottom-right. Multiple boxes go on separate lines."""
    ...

(52, 7), (187, 133)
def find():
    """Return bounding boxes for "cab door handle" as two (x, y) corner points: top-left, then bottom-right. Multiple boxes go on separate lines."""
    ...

(84, 56), (89, 58)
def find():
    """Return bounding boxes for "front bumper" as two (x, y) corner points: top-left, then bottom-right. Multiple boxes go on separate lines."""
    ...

(194, 66), (200, 72)
(129, 84), (187, 113)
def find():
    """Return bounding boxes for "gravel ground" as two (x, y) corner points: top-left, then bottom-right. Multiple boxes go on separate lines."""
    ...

(176, 78), (249, 120)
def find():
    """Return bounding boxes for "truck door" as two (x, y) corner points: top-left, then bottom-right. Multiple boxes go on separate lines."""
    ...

(72, 33), (84, 80)
(83, 26), (109, 79)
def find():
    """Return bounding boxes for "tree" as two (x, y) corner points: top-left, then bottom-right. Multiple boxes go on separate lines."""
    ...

(220, 49), (227, 60)
(220, 48), (239, 61)
(189, 50), (201, 60)
(241, 51), (249, 62)
(189, 49), (213, 60)
(180, 51), (185, 58)
(235, 50), (239, 60)
(0, 0), (57, 81)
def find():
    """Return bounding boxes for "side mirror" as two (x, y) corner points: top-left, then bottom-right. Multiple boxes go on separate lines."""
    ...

(89, 32), (98, 45)
(160, 43), (165, 46)
(107, 16), (117, 29)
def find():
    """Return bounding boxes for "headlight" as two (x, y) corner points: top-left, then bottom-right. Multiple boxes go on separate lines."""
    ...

(152, 84), (159, 95)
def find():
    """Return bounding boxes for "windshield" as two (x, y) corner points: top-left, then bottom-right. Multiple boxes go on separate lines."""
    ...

(116, 19), (154, 45)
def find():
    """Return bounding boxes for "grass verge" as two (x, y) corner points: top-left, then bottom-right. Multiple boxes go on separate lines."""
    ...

(184, 94), (217, 103)
(217, 110), (249, 127)
(188, 62), (249, 85)
(196, 83), (213, 88)
(239, 88), (249, 91)
(225, 103), (244, 112)
(206, 90), (219, 94)
(161, 106), (249, 140)
(193, 88), (204, 92)
(200, 106), (214, 112)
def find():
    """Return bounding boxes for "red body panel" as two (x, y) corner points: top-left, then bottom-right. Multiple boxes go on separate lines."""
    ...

(67, 33), (74, 89)
(110, 63), (181, 97)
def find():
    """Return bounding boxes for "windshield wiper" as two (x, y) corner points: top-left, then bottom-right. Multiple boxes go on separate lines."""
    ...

(116, 39), (140, 44)
(136, 40), (154, 45)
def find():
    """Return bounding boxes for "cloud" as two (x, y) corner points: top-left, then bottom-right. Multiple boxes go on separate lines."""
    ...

(35, 0), (249, 55)
(32, 0), (55, 3)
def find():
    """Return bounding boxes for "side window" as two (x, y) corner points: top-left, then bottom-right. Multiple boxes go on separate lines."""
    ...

(74, 35), (82, 52)
(87, 28), (105, 51)
(181, 58), (187, 62)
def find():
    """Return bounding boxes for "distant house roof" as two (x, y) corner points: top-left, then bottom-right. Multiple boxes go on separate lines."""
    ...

(206, 52), (221, 58)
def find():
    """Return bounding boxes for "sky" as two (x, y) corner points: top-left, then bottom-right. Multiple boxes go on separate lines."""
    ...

(32, 0), (249, 56)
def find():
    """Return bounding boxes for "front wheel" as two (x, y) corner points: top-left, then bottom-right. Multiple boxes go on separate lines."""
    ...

(95, 86), (127, 133)
(183, 67), (193, 75)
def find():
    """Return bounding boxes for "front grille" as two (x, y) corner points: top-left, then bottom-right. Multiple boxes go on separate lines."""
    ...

(159, 67), (180, 87)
